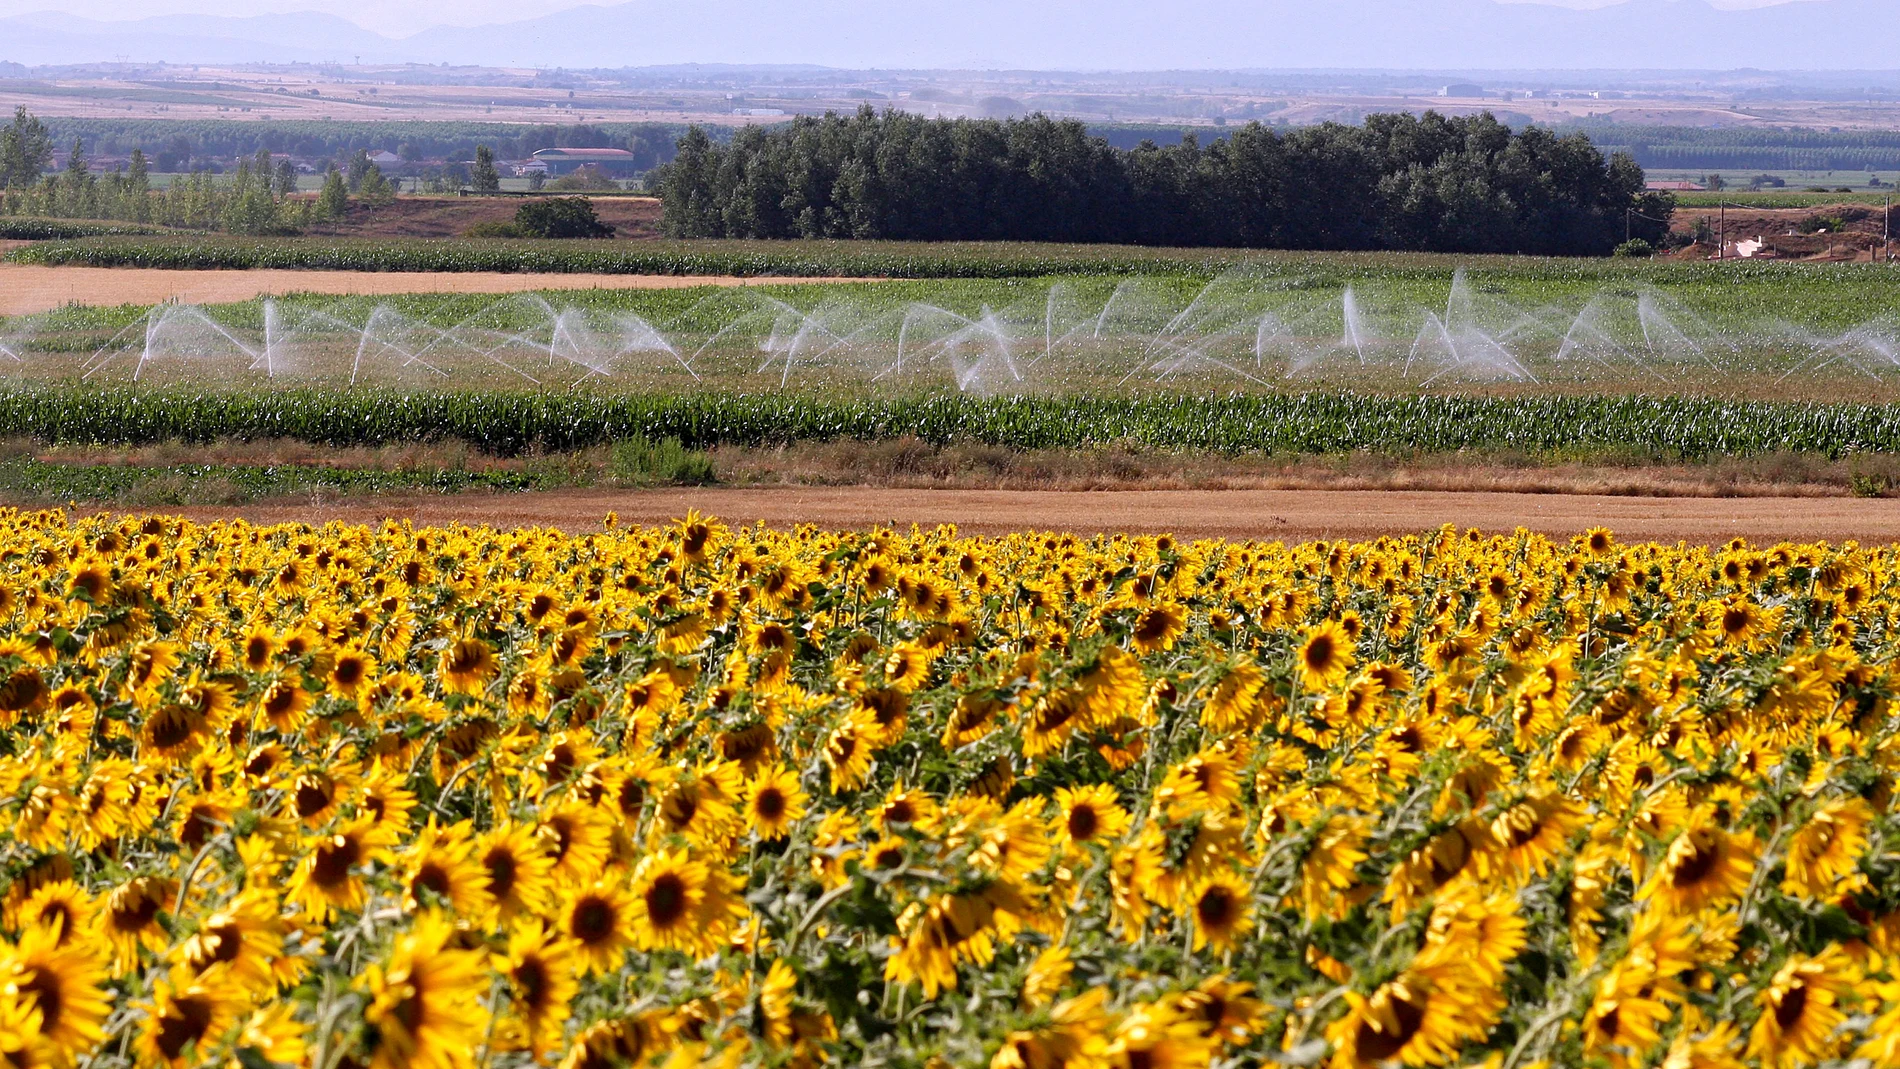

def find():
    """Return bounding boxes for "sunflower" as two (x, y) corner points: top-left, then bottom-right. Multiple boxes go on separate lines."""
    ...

(176, 891), (294, 992)
(1326, 968), (1471, 1069)
(1105, 1001), (1218, 1069)
(1051, 784), (1132, 850)
(362, 913), (489, 1069)
(758, 957), (798, 1047)
(1640, 815), (1755, 914)
(560, 880), (637, 975)
(1489, 791), (1583, 881)
(991, 988), (1111, 1069)
(1129, 604), (1187, 655)
(1747, 950), (1855, 1069)
(495, 920), (578, 1056)
(476, 822), (556, 921)
(1021, 946), (1073, 1009)
(1175, 975), (1265, 1047)
(328, 647), (378, 699)
(628, 849), (739, 959)
(535, 802), (614, 887)
(1298, 620), (1357, 691)
(287, 820), (389, 920)
(824, 710), (876, 793)
(439, 636), (499, 696)
(1782, 797), (1872, 900)
(101, 875), (176, 971)
(133, 965), (242, 1067)
(401, 821), (490, 915)
(1188, 873), (1254, 954)
(0, 924), (111, 1069)
(11, 880), (94, 949)
(256, 677), (312, 734)
(746, 766), (807, 841)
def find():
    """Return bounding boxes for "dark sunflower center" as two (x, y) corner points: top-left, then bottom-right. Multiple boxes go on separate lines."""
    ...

(1197, 886), (1238, 928)
(572, 897), (616, 944)
(149, 708), (196, 749)
(313, 837), (362, 888)
(755, 789), (786, 822)
(484, 849), (518, 898)
(514, 956), (550, 1011)
(295, 783), (333, 819)
(207, 923), (242, 964)
(22, 970), (62, 1029)
(155, 995), (215, 1058)
(645, 874), (688, 927)
(1067, 805), (1100, 841)
(1355, 990), (1426, 1061)
(1776, 983), (1810, 1030)
(413, 863), (451, 901)
(1670, 834), (1720, 888)
(1305, 636), (1336, 670)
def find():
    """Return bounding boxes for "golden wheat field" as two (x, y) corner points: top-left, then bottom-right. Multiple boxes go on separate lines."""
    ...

(0, 509), (1895, 1069)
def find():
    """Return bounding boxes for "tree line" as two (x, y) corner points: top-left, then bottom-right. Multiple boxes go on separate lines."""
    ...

(33, 118), (693, 173)
(656, 107), (1673, 255)
(0, 108), (396, 233)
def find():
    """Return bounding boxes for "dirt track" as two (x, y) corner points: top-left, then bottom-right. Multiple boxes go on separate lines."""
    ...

(114, 486), (1900, 544)
(0, 263), (873, 316)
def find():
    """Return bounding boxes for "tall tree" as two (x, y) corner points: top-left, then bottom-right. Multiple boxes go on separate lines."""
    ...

(0, 107), (53, 189)
(471, 144), (501, 193)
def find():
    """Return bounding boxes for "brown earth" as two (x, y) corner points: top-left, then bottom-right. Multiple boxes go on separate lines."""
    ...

(1670, 202), (1894, 259)
(305, 194), (664, 240)
(106, 486), (1900, 544)
(0, 262), (874, 316)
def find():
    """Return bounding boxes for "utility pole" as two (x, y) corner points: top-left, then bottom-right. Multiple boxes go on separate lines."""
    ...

(1886, 195), (1892, 262)
(1718, 201), (1725, 260)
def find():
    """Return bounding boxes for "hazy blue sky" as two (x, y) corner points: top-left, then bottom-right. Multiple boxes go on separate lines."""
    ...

(2, 0), (1822, 36)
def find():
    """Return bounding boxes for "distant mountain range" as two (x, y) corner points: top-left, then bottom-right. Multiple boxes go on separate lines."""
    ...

(0, 0), (1894, 71)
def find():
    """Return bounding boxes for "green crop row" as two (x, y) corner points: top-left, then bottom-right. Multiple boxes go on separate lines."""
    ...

(16, 233), (1900, 283)
(6, 385), (1900, 459)
(0, 219), (162, 240)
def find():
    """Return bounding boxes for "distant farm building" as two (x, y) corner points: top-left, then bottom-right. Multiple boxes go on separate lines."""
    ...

(1438, 84), (1485, 98)
(1646, 181), (1705, 191)
(529, 148), (639, 177)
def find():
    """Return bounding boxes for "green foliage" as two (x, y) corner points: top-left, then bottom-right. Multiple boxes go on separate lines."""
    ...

(470, 144), (500, 194)
(608, 435), (717, 484)
(0, 106), (53, 189)
(357, 162), (395, 207)
(0, 219), (157, 239)
(547, 165), (620, 192)
(463, 221), (525, 239)
(315, 165), (348, 221)
(655, 108), (1651, 255)
(12, 385), (1900, 460)
(1612, 238), (1653, 258)
(0, 455), (550, 505)
(512, 197), (615, 239)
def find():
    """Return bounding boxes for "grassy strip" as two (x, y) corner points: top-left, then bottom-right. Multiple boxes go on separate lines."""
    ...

(0, 219), (163, 240)
(1672, 192), (1897, 209)
(0, 457), (542, 504)
(6, 385), (1900, 458)
(12, 234), (1898, 282)
(0, 435), (715, 504)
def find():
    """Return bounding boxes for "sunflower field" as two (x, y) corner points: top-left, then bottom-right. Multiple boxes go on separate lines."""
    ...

(1, 510), (1898, 1069)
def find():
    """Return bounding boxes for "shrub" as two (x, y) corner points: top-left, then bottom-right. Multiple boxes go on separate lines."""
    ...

(609, 435), (717, 485)
(513, 196), (615, 239)
(464, 220), (525, 239)
(1612, 238), (1654, 258)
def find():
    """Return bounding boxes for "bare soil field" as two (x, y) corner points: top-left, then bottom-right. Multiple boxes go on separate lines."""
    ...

(1668, 202), (1894, 258)
(307, 195), (664, 240)
(0, 262), (871, 315)
(113, 486), (1900, 544)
